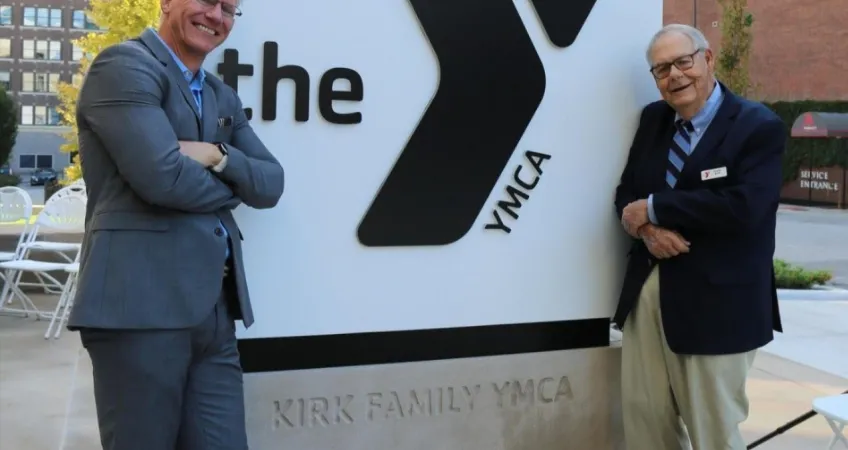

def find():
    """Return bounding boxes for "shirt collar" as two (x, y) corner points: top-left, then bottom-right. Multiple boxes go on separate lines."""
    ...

(152, 30), (206, 86)
(676, 81), (723, 135)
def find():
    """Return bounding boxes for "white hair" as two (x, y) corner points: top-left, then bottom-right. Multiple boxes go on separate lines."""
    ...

(645, 24), (710, 66)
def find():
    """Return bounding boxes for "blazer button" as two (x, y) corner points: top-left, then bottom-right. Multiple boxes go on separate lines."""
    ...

(214, 227), (224, 237)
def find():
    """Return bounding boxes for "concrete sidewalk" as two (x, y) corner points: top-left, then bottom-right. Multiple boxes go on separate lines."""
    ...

(1, 295), (847, 449)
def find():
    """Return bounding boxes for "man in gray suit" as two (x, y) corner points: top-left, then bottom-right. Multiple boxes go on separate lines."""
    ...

(67, 0), (284, 448)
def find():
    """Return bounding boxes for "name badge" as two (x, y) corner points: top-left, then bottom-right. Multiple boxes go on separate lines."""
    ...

(701, 166), (727, 181)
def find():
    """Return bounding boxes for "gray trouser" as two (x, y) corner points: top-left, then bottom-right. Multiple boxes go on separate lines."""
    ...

(80, 290), (247, 450)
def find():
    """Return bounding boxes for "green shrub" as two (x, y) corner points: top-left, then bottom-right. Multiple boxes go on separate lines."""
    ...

(0, 173), (20, 187)
(774, 259), (833, 289)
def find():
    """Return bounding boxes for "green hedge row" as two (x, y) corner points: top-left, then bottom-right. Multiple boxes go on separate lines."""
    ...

(774, 259), (833, 289)
(0, 174), (19, 187)
(762, 100), (848, 183)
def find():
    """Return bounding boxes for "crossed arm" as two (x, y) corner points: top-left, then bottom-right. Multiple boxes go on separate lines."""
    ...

(614, 107), (690, 258)
(646, 117), (786, 234)
(78, 44), (284, 212)
(212, 94), (284, 209)
(615, 113), (786, 257)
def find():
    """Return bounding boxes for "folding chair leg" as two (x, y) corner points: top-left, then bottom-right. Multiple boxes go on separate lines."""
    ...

(53, 281), (77, 340)
(0, 270), (52, 319)
(824, 418), (847, 449)
(45, 274), (77, 340)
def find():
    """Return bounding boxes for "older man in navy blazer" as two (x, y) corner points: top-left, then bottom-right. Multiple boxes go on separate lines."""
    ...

(614, 24), (785, 450)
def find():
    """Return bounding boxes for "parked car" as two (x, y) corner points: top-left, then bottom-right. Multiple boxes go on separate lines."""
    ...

(0, 165), (11, 175)
(29, 168), (58, 186)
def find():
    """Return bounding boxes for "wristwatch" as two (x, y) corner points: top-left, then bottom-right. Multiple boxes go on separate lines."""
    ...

(211, 142), (229, 173)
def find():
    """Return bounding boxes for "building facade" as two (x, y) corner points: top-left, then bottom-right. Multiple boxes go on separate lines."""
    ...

(664, 0), (848, 101)
(0, 0), (100, 176)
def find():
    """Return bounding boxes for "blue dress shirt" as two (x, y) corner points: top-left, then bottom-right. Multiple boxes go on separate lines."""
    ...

(647, 81), (725, 224)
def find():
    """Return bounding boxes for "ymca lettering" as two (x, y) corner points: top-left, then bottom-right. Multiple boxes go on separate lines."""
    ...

(484, 150), (552, 234)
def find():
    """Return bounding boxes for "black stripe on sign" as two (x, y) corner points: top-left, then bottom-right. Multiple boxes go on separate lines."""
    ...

(530, 0), (599, 48)
(238, 318), (611, 373)
(356, 0), (546, 247)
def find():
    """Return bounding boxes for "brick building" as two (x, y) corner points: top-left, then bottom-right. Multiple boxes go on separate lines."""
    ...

(664, 0), (848, 101)
(0, 0), (101, 174)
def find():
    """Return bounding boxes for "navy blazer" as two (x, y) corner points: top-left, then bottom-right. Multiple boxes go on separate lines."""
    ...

(613, 83), (785, 356)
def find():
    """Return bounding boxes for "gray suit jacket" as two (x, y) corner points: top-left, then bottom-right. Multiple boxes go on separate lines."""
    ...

(68, 28), (284, 331)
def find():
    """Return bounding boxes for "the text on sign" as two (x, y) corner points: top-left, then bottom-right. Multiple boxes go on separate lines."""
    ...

(799, 170), (840, 192)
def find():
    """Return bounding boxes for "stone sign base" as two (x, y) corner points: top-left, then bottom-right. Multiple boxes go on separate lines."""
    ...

(244, 346), (624, 449)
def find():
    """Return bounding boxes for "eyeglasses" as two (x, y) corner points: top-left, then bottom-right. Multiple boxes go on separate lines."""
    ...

(195, 0), (242, 19)
(649, 49), (703, 80)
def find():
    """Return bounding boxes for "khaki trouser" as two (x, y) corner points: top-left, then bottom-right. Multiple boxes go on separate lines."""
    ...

(621, 267), (757, 450)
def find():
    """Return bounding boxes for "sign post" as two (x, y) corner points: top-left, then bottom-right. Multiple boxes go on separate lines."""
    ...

(204, 0), (662, 447)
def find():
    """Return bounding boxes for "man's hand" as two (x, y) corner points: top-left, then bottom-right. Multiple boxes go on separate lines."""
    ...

(639, 224), (690, 259)
(621, 199), (650, 237)
(179, 141), (222, 168)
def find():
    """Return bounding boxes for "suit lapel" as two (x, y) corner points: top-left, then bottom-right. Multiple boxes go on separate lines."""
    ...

(201, 83), (219, 143)
(680, 85), (742, 177)
(138, 28), (201, 128)
(648, 105), (677, 193)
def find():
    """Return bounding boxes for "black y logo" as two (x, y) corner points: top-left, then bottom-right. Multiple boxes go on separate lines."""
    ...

(357, 0), (598, 247)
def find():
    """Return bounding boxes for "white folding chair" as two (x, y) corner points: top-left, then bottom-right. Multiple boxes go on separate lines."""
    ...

(0, 186), (34, 265)
(813, 394), (848, 449)
(0, 189), (86, 319)
(11, 184), (87, 296)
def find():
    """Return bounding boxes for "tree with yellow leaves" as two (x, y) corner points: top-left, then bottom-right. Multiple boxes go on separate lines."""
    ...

(56, 0), (161, 182)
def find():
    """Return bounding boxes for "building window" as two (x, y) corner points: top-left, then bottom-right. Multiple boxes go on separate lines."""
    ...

(19, 154), (53, 169)
(35, 40), (47, 58)
(33, 105), (47, 124)
(48, 41), (61, 60)
(47, 106), (61, 125)
(21, 72), (61, 93)
(72, 10), (83, 28)
(72, 10), (98, 30)
(0, 71), (10, 91)
(22, 40), (36, 59)
(0, 38), (10, 58)
(0, 6), (11, 26)
(49, 8), (61, 27)
(36, 8), (48, 27)
(23, 7), (34, 26)
(20, 105), (32, 124)
(22, 40), (61, 60)
(72, 44), (83, 61)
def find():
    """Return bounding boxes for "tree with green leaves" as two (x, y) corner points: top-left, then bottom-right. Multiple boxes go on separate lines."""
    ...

(715, 0), (755, 96)
(57, 0), (161, 182)
(0, 87), (18, 169)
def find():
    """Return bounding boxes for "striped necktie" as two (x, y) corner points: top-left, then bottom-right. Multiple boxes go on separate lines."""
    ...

(666, 119), (695, 188)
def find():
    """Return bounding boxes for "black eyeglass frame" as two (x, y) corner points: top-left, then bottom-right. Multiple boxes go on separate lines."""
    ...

(649, 48), (704, 80)
(194, 0), (242, 18)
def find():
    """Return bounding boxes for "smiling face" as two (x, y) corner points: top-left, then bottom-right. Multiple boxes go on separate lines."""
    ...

(160, 0), (236, 62)
(648, 31), (716, 118)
